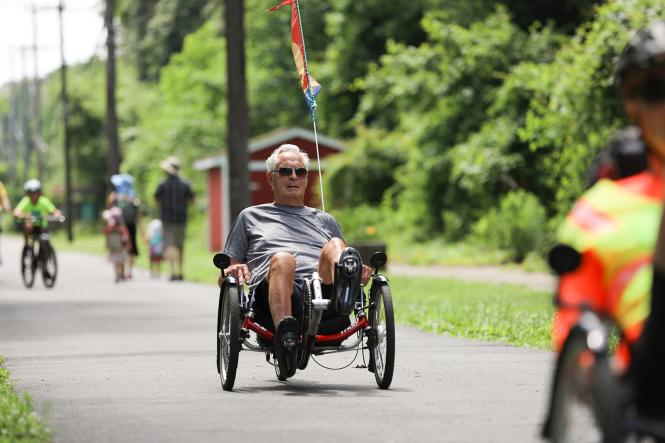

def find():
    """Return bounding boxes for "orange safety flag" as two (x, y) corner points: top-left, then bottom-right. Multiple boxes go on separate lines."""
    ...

(269, 0), (321, 109)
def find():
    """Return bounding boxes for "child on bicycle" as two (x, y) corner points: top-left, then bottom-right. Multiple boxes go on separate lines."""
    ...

(552, 21), (665, 419)
(13, 179), (63, 242)
(102, 207), (130, 283)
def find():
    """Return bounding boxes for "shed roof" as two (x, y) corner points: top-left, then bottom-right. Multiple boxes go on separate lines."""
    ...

(194, 127), (345, 171)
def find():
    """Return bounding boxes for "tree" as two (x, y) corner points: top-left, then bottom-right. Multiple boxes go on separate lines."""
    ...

(106, 0), (121, 178)
(225, 0), (250, 219)
(118, 0), (212, 81)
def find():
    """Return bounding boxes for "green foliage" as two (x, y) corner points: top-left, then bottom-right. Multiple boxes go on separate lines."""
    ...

(4, 0), (665, 265)
(388, 236), (509, 265)
(0, 356), (51, 443)
(324, 127), (408, 208)
(518, 0), (665, 214)
(119, 0), (212, 81)
(36, 60), (155, 211)
(122, 19), (226, 201)
(470, 190), (547, 262)
(349, 6), (559, 240)
(390, 276), (553, 349)
(320, 0), (434, 135)
(245, 0), (330, 135)
(329, 205), (385, 244)
(332, 0), (665, 254)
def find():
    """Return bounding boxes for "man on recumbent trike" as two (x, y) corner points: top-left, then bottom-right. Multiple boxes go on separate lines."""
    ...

(220, 143), (372, 379)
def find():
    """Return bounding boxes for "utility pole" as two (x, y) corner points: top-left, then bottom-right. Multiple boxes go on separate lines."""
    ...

(59, 0), (73, 241)
(32, 3), (45, 180)
(105, 0), (120, 180)
(225, 0), (250, 221)
(7, 54), (19, 187)
(20, 47), (33, 184)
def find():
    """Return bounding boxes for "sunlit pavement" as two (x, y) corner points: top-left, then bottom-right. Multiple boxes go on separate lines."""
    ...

(0, 235), (554, 443)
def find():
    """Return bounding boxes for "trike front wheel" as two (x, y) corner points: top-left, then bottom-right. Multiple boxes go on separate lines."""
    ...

(370, 283), (395, 389)
(218, 284), (241, 391)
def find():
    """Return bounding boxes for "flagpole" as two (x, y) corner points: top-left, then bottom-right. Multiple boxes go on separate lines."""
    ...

(294, 0), (325, 212)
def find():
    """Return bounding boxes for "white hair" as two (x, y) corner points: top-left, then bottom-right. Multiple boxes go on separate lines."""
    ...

(265, 144), (310, 172)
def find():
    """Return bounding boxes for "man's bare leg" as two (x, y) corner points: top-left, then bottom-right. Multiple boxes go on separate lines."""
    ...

(166, 246), (176, 276)
(175, 246), (183, 277)
(320, 237), (372, 287)
(268, 252), (298, 377)
(318, 237), (345, 284)
(268, 252), (296, 326)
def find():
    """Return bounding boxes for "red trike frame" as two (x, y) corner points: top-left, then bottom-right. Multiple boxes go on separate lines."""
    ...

(242, 315), (369, 345)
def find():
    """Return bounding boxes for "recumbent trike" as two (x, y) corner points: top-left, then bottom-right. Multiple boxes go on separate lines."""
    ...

(213, 251), (395, 391)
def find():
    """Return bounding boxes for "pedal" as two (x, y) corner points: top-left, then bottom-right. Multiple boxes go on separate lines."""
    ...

(342, 257), (359, 276)
(283, 338), (296, 350)
(312, 298), (330, 311)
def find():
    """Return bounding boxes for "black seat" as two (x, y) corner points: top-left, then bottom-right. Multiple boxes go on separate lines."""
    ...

(318, 314), (351, 335)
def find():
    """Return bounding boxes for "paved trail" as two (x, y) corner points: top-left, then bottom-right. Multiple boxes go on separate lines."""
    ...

(0, 235), (554, 442)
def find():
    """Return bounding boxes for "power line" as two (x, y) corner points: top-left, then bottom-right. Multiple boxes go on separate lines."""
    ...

(78, 23), (107, 101)
(0, 1), (99, 12)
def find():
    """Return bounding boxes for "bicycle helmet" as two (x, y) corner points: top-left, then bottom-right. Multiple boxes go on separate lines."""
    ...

(24, 179), (42, 193)
(586, 126), (648, 186)
(616, 21), (665, 94)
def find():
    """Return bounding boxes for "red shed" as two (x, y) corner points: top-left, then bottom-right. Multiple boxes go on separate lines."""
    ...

(194, 127), (345, 251)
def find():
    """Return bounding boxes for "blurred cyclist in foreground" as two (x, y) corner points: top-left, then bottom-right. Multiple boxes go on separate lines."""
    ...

(553, 21), (665, 418)
(13, 179), (63, 243)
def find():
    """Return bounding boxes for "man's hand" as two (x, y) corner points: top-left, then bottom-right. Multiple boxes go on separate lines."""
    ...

(361, 264), (372, 286)
(224, 263), (251, 286)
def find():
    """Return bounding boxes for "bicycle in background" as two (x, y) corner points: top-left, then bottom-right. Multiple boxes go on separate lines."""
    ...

(19, 214), (65, 288)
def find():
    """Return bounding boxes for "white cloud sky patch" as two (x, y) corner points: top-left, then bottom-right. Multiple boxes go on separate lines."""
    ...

(0, 0), (104, 87)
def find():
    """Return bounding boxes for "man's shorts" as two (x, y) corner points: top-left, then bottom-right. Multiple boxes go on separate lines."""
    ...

(163, 223), (185, 249)
(250, 279), (350, 333)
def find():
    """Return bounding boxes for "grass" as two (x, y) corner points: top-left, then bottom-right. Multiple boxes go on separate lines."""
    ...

(387, 237), (510, 266)
(387, 274), (554, 349)
(387, 237), (550, 272)
(44, 221), (555, 349)
(0, 356), (51, 443)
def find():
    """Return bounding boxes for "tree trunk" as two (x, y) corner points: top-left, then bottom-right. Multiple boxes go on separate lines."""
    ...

(224, 0), (250, 223)
(59, 0), (73, 241)
(105, 0), (121, 180)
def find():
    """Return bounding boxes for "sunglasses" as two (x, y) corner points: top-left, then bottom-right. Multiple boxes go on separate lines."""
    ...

(273, 167), (308, 178)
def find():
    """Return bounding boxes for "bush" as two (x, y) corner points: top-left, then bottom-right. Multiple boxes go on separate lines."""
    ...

(0, 356), (51, 442)
(323, 127), (409, 208)
(329, 205), (385, 244)
(470, 190), (547, 262)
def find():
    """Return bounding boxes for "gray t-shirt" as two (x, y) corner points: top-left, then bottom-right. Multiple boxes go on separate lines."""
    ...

(223, 203), (344, 289)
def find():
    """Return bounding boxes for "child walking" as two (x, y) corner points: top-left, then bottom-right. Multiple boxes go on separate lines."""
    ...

(103, 207), (130, 282)
(147, 218), (164, 278)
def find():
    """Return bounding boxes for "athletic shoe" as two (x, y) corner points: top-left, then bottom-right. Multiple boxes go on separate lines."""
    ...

(332, 247), (362, 316)
(274, 316), (298, 379)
